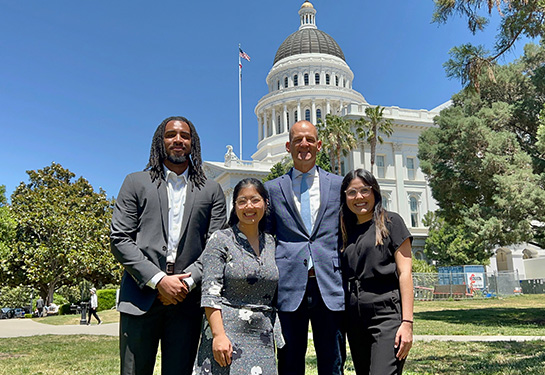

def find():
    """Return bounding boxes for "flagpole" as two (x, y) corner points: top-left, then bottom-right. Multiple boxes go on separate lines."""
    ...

(238, 44), (243, 160)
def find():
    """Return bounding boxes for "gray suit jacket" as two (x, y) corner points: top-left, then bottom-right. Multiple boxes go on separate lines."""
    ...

(110, 170), (227, 315)
(265, 167), (344, 312)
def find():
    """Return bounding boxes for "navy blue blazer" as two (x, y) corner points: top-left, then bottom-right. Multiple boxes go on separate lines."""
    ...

(265, 167), (344, 312)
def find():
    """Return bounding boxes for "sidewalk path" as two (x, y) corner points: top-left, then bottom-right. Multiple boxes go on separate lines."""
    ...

(2, 319), (544, 342)
(0, 318), (118, 338)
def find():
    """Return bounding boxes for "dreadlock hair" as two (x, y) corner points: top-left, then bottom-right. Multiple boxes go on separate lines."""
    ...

(340, 168), (390, 249)
(145, 116), (207, 189)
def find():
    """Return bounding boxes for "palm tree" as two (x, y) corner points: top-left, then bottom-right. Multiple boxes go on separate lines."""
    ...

(317, 114), (358, 175)
(355, 106), (394, 173)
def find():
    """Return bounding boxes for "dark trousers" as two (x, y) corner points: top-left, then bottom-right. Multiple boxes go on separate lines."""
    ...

(277, 277), (345, 375)
(119, 300), (203, 375)
(88, 307), (101, 323)
(346, 290), (405, 375)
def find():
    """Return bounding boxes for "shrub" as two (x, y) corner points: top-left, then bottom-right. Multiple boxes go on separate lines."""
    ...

(97, 289), (117, 311)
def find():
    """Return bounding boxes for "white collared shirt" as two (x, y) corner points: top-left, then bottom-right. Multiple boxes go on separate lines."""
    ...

(165, 167), (189, 263)
(146, 166), (189, 289)
(291, 166), (320, 230)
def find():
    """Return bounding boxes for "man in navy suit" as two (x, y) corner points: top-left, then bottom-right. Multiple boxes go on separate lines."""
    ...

(265, 120), (345, 375)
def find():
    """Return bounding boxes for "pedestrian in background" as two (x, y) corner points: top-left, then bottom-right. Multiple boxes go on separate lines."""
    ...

(88, 288), (102, 325)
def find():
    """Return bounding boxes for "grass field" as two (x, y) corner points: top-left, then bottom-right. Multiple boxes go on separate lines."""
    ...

(1, 295), (544, 374)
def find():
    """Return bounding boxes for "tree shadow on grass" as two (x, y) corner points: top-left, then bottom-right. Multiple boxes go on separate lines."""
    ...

(414, 308), (545, 327)
(408, 341), (545, 375)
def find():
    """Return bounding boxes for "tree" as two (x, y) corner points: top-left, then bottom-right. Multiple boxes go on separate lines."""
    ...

(355, 106), (394, 173)
(263, 152), (332, 182)
(317, 114), (358, 175)
(418, 44), (545, 263)
(0, 185), (16, 284)
(422, 213), (491, 266)
(4, 163), (122, 303)
(433, 0), (545, 91)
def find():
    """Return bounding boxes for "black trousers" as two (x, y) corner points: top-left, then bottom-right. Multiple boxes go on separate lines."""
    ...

(277, 277), (345, 375)
(119, 299), (203, 375)
(346, 289), (405, 375)
(88, 307), (101, 323)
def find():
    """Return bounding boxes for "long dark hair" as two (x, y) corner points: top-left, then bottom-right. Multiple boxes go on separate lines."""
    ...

(145, 116), (206, 189)
(228, 178), (270, 233)
(340, 168), (389, 248)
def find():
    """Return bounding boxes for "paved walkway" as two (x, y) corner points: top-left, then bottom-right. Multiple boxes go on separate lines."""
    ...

(1, 319), (544, 342)
(0, 318), (118, 338)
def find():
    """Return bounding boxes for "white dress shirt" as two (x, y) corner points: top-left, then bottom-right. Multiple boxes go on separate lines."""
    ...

(146, 166), (190, 289)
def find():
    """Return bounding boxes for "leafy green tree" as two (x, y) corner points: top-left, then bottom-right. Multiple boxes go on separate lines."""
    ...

(0, 185), (16, 284)
(4, 163), (122, 304)
(418, 46), (545, 262)
(433, 0), (545, 91)
(0, 286), (36, 309)
(263, 152), (331, 182)
(422, 213), (491, 266)
(317, 114), (358, 175)
(355, 106), (394, 173)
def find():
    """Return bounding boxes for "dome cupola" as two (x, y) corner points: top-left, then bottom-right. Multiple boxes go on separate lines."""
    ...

(273, 1), (345, 65)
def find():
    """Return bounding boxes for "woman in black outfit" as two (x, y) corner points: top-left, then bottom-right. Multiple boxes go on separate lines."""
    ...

(340, 169), (414, 374)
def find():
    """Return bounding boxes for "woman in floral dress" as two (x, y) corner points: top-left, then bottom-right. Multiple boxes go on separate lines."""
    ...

(194, 178), (281, 375)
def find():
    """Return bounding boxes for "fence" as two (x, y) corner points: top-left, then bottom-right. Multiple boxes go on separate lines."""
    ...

(412, 272), (523, 301)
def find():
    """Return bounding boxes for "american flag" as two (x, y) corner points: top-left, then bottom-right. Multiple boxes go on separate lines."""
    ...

(239, 48), (251, 62)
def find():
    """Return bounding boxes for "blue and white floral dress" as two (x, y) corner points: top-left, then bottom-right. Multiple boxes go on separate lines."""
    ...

(193, 225), (281, 375)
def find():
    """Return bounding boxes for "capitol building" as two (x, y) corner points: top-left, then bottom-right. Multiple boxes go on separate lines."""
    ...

(204, 1), (447, 256)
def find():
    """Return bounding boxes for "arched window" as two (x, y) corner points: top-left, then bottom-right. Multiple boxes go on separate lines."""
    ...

(305, 109), (311, 121)
(284, 77), (288, 88)
(277, 116), (282, 134)
(277, 80), (280, 90)
(335, 76), (339, 86)
(315, 73), (320, 84)
(410, 196), (419, 227)
(304, 73), (309, 86)
(294, 110), (298, 122)
(316, 109), (322, 121)
(286, 112), (290, 129)
(326, 74), (330, 85)
(293, 74), (298, 86)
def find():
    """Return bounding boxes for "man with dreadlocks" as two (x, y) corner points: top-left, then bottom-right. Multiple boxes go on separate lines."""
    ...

(111, 116), (227, 375)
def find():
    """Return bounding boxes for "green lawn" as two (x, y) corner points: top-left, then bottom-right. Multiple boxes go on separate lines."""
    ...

(1, 294), (544, 374)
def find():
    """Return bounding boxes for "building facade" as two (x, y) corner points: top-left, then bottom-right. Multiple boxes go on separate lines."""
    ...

(204, 1), (445, 255)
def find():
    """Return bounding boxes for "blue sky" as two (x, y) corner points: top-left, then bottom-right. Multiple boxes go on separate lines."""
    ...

(0, 0), (529, 199)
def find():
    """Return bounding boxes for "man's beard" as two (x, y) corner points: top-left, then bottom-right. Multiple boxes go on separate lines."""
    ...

(166, 154), (188, 164)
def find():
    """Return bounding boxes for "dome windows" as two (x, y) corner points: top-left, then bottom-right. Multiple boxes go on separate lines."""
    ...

(293, 74), (298, 86)
(304, 73), (309, 86)
(315, 73), (320, 85)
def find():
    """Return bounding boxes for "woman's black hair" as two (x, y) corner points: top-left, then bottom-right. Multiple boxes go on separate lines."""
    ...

(228, 178), (270, 233)
(340, 168), (389, 248)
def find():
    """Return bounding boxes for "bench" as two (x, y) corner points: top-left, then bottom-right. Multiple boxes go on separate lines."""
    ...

(433, 284), (473, 299)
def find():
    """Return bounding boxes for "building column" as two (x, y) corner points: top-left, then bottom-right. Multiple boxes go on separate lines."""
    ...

(297, 101), (301, 122)
(272, 107), (277, 135)
(326, 100), (331, 115)
(283, 104), (288, 132)
(393, 142), (409, 222)
(311, 99), (316, 124)
(258, 114), (263, 141)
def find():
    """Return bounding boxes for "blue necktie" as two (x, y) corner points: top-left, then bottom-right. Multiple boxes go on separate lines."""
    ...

(300, 173), (312, 233)
(300, 173), (314, 270)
